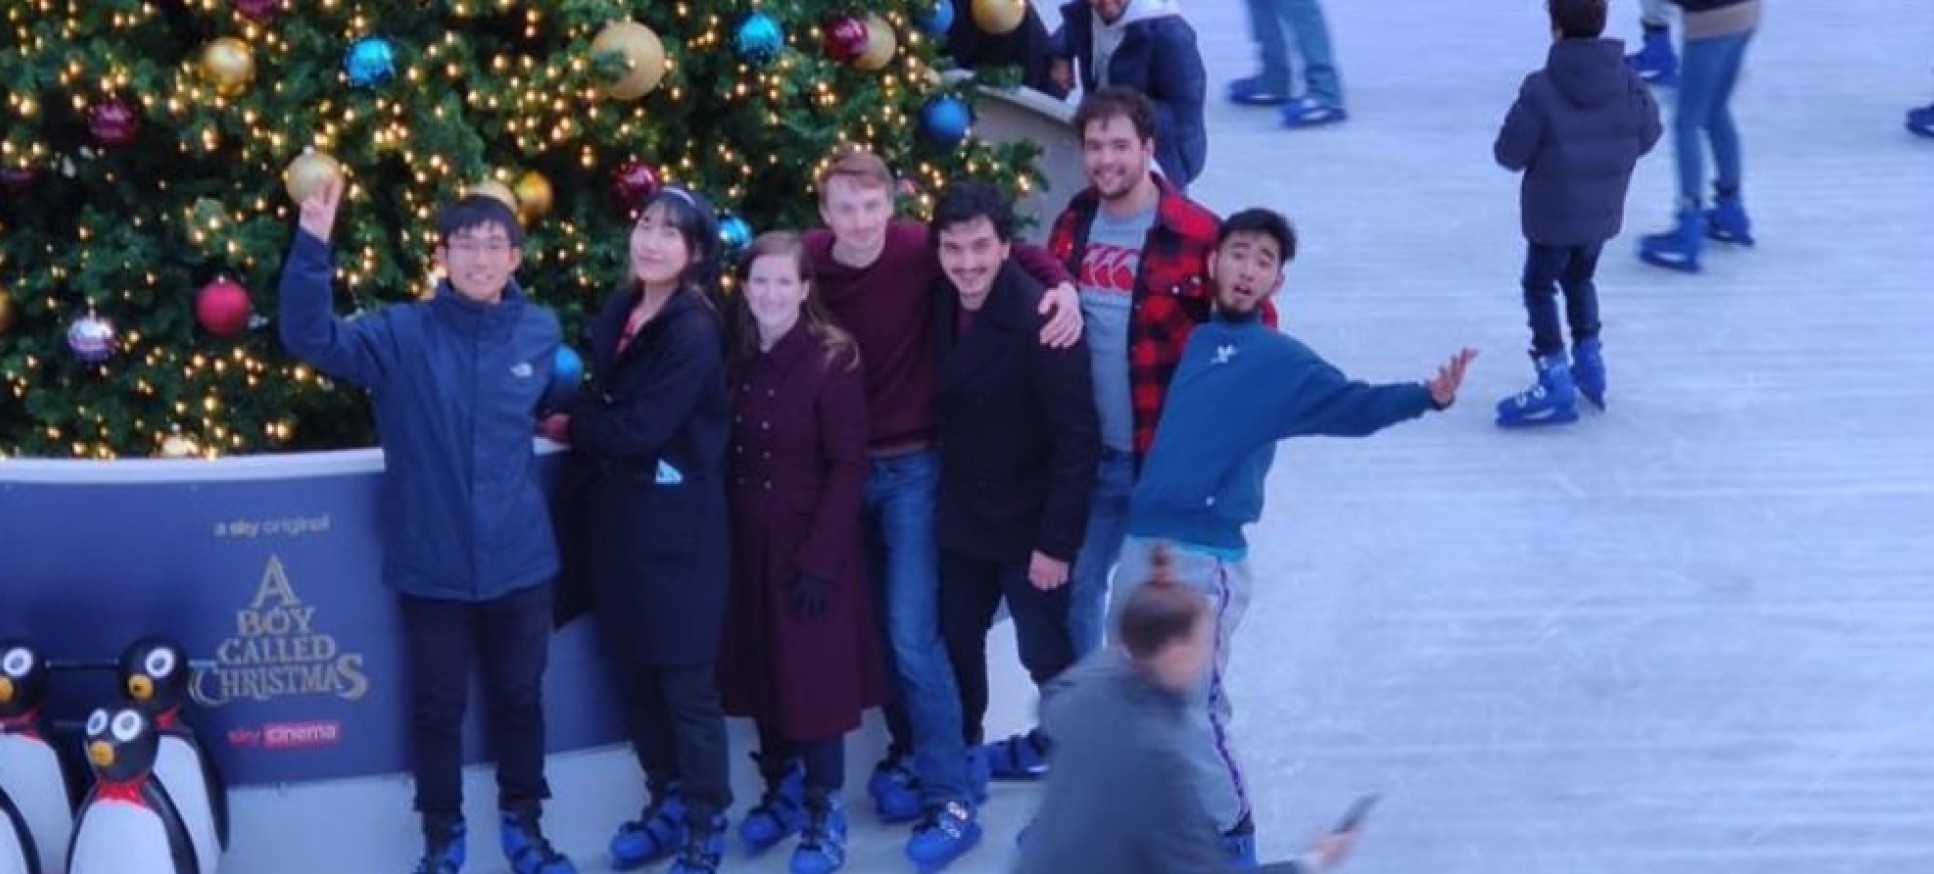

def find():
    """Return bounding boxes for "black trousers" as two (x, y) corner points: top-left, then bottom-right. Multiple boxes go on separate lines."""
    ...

(939, 550), (1075, 746)
(628, 662), (732, 823)
(402, 582), (554, 826)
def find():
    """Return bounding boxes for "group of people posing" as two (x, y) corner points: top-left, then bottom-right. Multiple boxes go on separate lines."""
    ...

(279, 84), (1474, 874)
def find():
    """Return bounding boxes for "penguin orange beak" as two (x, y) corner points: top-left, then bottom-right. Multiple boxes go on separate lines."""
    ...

(127, 675), (153, 702)
(88, 740), (116, 769)
(0, 677), (13, 704)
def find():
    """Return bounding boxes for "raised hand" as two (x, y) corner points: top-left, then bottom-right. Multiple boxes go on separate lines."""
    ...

(297, 174), (347, 244)
(1427, 347), (1479, 409)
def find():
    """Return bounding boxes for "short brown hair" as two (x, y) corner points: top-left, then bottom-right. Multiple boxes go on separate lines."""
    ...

(817, 145), (894, 203)
(1118, 544), (1208, 661)
(1073, 87), (1158, 145)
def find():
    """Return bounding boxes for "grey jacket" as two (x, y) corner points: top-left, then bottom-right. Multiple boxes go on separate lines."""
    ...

(1015, 653), (1231, 874)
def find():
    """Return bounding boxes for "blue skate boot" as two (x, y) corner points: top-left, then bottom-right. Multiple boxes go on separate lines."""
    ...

(904, 800), (982, 873)
(980, 730), (1049, 780)
(1639, 204), (1707, 272)
(1704, 184), (1755, 246)
(788, 788), (849, 874)
(1626, 22), (1678, 86)
(499, 809), (576, 874)
(1909, 103), (1934, 138)
(1221, 814), (1259, 869)
(1495, 353), (1580, 428)
(866, 753), (922, 823)
(609, 784), (687, 869)
(739, 754), (808, 855)
(413, 819), (465, 874)
(1571, 338), (1607, 411)
(667, 814), (727, 874)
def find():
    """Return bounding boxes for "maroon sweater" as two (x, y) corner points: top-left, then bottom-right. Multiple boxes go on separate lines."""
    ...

(806, 219), (1071, 450)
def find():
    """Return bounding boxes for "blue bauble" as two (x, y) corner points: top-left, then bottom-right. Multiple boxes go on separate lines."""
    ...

(734, 12), (785, 66)
(344, 36), (396, 88)
(921, 96), (972, 148)
(919, 0), (956, 36)
(552, 346), (584, 391)
(718, 214), (755, 257)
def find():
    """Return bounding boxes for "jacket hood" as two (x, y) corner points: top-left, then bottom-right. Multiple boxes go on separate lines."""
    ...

(1546, 38), (1628, 108)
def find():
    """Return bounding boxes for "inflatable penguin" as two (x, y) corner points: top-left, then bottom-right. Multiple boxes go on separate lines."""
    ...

(68, 706), (198, 874)
(0, 784), (35, 874)
(119, 637), (224, 874)
(0, 641), (69, 874)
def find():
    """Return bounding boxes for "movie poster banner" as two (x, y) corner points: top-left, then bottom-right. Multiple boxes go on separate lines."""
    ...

(0, 447), (621, 785)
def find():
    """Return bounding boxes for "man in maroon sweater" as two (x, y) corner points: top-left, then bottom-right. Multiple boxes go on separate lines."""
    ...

(801, 147), (1080, 868)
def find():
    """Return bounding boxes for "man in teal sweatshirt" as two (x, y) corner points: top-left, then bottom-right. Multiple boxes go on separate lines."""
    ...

(1108, 207), (1476, 866)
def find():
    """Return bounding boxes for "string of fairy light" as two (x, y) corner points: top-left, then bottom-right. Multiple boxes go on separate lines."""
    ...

(1, 1), (1035, 459)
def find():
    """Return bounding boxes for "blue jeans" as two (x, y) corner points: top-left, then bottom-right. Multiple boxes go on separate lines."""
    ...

(1067, 449), (1136, 657)
(863, 450), (970, 805)
(1243, 0), (1344, 105)
(1674, 30), (1753, 203)
(1521, 242), (1603, 358)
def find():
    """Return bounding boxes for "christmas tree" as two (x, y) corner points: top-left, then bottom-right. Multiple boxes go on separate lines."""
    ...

(0, 0), (1040, 458)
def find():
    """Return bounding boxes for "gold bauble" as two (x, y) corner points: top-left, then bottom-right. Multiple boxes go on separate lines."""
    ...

(200, 37), (255, 96)
(512, 170), (553, 222)
(972, 0), (1028, 35)
(470, 179), (520, 212)
(284, 150), (344, 202)
(590, 20), (667, 101)
(854, 14), (898, 71)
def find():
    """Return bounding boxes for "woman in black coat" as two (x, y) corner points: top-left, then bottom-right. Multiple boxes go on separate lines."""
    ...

(546, 187), (733, 874)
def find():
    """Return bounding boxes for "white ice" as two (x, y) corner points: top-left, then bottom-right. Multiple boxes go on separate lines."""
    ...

(221, 0), (1934, 871)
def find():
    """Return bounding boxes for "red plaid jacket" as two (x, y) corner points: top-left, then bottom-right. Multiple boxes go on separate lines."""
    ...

(1047, 176), (1276, 461)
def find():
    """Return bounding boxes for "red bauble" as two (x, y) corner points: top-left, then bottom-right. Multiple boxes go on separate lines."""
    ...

(611, 159), (661, 210)
(88, 97), (142, 148)
(822, 14), (870, 63)
(195, 277), (253, 338)
(235, 0), (282, 22)
(0, 166), (35, 194)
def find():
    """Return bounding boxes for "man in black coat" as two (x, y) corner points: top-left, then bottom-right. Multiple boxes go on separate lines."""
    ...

(929, 181), (1099, 797)
(1492, 0), (1662, 429)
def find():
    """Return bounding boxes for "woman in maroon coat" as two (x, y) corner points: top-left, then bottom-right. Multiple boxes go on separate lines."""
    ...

(718, 231), (886, 872)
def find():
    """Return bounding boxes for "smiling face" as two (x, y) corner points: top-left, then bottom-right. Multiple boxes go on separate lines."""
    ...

(1081, 114), (1155, 205)
(434, 221), (521, 304)
(630, 204), (696, 289)
(1207, 230), (1286, 318)
(936, 216), (1012, 310)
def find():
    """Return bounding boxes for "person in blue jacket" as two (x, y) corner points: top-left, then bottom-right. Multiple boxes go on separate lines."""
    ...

(278, 177), (576, 874)
(1106, 208), (1475, 868)
(1050, 0), (1207, 190)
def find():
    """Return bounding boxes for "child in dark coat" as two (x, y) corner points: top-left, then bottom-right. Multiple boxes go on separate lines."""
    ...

(1493, 0), (1662, 428)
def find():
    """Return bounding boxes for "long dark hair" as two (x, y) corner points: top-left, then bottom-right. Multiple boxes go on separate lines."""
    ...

(633, 185), (723, 302)
(729, 232), (859, 372)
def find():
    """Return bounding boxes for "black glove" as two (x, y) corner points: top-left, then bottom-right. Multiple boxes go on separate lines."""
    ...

(788, 573), (831, 621)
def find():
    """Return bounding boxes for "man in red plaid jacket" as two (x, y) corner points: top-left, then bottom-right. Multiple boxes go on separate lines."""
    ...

(978, 87), (1276, 783)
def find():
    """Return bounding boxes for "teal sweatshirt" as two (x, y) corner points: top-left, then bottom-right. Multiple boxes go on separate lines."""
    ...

(1126, 315), (1435, 552)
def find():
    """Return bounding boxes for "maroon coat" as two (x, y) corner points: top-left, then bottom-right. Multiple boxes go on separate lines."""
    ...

(717, 325), (887, 741)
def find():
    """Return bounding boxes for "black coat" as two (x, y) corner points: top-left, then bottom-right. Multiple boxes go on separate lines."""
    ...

(555, 287), (731, 667)
(932, 262), (1099, 564)
(1495, 38), (1663, 247)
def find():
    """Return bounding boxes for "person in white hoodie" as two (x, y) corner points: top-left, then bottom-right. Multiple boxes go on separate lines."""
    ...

(1051, 0), (1208, 189)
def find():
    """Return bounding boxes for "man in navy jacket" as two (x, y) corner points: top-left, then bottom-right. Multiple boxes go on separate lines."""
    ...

(278, 178), (576, 874)
(1052, 0), (1208, 190)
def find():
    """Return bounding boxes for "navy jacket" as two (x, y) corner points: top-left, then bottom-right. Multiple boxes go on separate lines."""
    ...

(1495, 38), (1663, 247)
(278, 230), (561, 602)
(1055, 0), (1207, 188)
(1128, 316), (1433, 552)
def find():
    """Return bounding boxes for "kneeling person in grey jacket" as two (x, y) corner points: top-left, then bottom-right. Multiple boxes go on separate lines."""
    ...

(278, 178), (576, 874)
